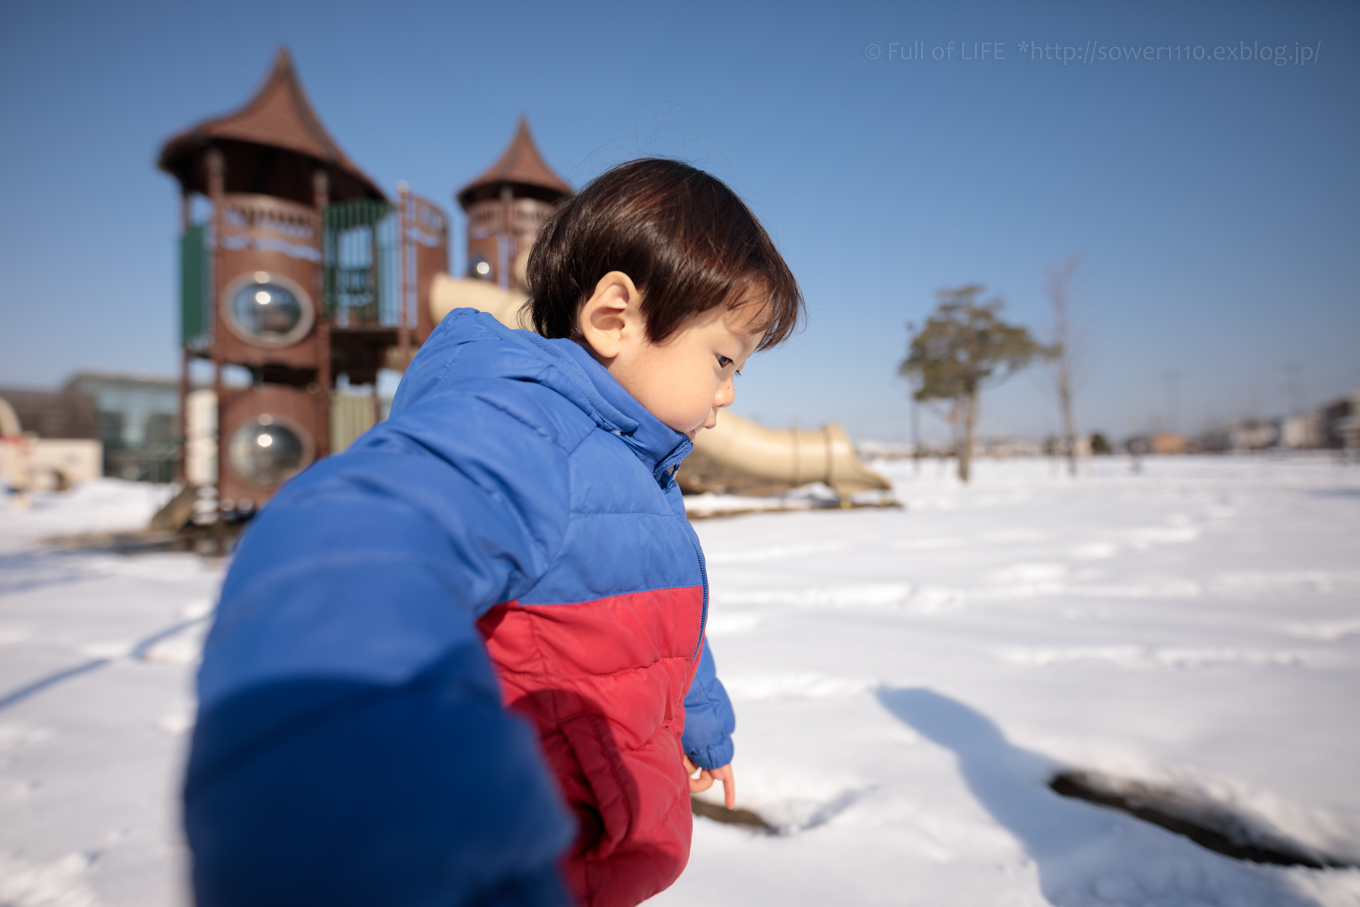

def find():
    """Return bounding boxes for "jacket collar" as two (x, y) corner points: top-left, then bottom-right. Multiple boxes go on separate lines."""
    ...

(400, 311), (692, 486)
(518, 329), (693, 486)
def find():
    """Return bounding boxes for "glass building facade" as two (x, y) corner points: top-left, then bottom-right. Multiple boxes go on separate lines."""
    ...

(64, 373), (180, 481)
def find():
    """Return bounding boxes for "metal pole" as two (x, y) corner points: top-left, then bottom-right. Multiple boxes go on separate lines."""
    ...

(1286, 362), (1305, 415)
(1163, 370), (1181, 435)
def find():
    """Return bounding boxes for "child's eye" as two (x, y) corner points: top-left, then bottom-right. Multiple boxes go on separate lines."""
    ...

(717, 355), (733, 368)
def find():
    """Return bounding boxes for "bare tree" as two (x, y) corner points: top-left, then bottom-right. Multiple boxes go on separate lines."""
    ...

(899, 286), (1053, 483)
(1046, 255), (1084, 477)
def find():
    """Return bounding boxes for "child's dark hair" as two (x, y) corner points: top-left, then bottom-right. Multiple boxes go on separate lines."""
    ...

(527, 159), (803, 351)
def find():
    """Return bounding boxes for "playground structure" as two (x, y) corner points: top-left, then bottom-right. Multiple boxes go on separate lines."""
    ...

(158, 49), (449, 518)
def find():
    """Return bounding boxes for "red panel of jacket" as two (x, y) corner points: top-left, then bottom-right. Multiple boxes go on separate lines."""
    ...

(478, 586), (705, 907)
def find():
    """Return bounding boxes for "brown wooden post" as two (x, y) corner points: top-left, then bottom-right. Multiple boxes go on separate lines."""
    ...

(314, 325), (331, 459)
(397, 181), (411, 370)
(313, 169), (331, 459)
(367, 201), (380, 325)
(177, 189), (191, 486)
(207, 149), (226, 506)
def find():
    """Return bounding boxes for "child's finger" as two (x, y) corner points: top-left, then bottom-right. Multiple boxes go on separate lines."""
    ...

(689, 772), (715, 793)
(720, 771), (735, 809)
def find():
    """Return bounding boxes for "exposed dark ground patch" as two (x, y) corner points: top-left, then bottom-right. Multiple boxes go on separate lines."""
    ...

(1050, 770), (1355, 869)
(41, 523), (241, 556)
(690, 788), (862, 836)
(690, 797), (779, 834)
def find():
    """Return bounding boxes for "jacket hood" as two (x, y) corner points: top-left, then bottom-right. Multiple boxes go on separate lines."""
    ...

(390, 309), (692, 483)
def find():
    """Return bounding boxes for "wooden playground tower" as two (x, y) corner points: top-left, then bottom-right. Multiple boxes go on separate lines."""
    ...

(456, 115), (571, 292)
(158, 49), (449, 516)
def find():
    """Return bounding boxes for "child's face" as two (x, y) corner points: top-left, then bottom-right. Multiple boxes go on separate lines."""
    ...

(579, 273), (767, 441)
(613, 302), (767, 441)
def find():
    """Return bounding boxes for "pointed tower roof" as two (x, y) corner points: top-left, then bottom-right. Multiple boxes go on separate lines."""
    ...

(456, 117), (572, 210)
(158, 48), (385, 204)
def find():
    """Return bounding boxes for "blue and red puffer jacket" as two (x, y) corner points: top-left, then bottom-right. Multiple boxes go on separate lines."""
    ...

(184, 309), (736, 907)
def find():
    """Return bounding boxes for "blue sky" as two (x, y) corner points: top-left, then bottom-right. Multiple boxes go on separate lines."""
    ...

(1, 0), (1356, 442)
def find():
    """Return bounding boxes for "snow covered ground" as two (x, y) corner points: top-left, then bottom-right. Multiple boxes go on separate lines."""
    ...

(0, 482), (214, 907)
(2, 457), (1359, 906)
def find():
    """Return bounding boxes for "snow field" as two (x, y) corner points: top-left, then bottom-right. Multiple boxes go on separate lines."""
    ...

(1, 482), (220, 907)
(1, 457), (1358, 906)
(664, 456), (1360, 907)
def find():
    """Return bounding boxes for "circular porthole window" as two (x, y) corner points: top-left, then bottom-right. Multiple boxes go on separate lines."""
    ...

(226, 414), (312, 488)
(222, 271), (316, 347)
(467, 256), (493, 281)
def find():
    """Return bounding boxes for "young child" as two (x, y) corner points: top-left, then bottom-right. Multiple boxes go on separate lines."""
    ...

(184, 159), (803, 907)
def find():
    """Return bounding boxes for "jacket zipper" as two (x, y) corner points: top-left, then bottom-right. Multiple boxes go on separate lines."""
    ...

(685, 527), (708, 662)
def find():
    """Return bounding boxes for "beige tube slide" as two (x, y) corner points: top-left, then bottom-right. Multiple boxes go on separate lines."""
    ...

(681, 412), (891, 497)
(426, 278), (891, 498)
(429, 274), (532, 331)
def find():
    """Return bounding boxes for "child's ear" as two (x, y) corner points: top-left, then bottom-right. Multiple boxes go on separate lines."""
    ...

(579, 271), (642, 362)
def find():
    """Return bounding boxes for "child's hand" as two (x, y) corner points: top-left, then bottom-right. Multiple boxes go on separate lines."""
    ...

(683, 755), (735, 809)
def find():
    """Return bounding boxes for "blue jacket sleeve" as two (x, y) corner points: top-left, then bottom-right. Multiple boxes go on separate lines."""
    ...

(185, 396), (579, 907)
(681, 637), (735, 770)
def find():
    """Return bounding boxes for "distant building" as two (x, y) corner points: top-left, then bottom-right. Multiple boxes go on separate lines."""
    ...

(1149, 433), (1188, 455)
(982, 436), (1046, 458)
(0, 389), (103, 489)
(1184, 423), (1289, 454)
(1323, 392), (1360, 452)
(1186, 388), (1360, 456)
(0, 387), (96, 440)
(856, 440), (915, 460)
(64, 372), (179, 481)
(1280, 412), (1324, 449)
(1228, 420), (1278, 452)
